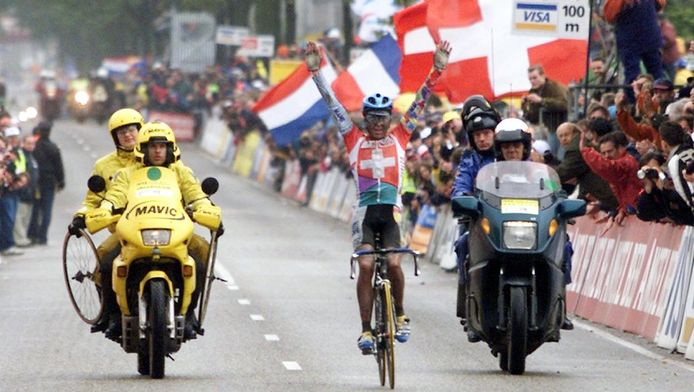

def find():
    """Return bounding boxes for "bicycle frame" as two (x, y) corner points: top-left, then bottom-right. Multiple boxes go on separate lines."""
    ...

(350, 247), (420, 388)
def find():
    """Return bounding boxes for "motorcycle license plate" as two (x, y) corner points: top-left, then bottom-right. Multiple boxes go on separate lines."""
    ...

(501, 199), (538, 215)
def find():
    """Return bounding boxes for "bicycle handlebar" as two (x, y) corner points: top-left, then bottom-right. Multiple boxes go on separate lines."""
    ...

(350, 247), (421, 279)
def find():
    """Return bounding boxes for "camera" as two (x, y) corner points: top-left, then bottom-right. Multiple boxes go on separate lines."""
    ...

(686, 160), (694, 175)
(637, 167), (664, 180)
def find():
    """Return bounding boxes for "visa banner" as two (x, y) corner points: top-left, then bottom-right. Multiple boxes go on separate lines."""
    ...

(512, 0), (590, 39)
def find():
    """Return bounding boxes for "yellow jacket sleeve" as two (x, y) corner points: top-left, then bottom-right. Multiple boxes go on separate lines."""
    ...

(172, 161), (209, 207)
(103, 166), (134, 210)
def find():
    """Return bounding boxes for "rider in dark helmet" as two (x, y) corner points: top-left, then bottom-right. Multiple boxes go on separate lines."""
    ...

(453, 95), (501, 196)
(451, 95), (502, 342)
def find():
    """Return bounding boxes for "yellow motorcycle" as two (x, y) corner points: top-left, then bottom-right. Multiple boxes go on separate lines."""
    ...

(83, 166), (221, 379)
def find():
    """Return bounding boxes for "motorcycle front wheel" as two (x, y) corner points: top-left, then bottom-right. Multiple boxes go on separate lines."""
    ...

(507, 286), (528, 375)
(147, 280), (169, 379)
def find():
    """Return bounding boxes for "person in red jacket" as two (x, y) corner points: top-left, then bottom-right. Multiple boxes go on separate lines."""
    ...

(580, 130), (642, 232)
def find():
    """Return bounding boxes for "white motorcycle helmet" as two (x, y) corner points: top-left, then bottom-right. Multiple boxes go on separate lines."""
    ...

(494, 118), (532, 161)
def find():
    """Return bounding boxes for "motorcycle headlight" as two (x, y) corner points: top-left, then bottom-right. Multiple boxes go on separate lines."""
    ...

(75, 90), (90, 105)
(503, 221), (536, 250)
(141, 229), (171, 246)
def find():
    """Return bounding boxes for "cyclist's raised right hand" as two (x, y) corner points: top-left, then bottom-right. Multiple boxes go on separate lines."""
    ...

(305, 41), (322, 72)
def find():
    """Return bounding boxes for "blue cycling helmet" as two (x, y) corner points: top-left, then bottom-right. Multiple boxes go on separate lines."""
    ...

(362, 93), (392, 115)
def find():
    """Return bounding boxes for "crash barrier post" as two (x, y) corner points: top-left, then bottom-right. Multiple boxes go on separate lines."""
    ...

(425, 204), (458, 270)
(149, 110), (196, 142)
(199, 109), (231, 160)
(232, 130), (262, 177)
(408, 204), (437, 255)
(567, 215), (694, 356)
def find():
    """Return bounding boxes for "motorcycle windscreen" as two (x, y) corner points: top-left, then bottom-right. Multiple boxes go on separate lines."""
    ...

(475, 161), (561, 201)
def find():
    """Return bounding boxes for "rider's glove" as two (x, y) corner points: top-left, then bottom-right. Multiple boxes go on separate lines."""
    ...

(68, 215), (86, 237)
(216, 222), (225, 238)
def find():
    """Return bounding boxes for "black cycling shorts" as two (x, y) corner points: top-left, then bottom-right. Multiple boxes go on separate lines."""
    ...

(352, 204), (401, 250)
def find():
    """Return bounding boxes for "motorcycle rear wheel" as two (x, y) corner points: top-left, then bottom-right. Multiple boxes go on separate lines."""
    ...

(507, 286), (528, 375)
(62, 230), (103, 324)
(148, 280), (169, 379)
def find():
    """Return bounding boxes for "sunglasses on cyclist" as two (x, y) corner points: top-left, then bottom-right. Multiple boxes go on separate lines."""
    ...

(365, 113), (392, 124)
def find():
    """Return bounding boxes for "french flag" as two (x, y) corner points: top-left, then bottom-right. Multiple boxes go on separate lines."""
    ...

(332, 34), (402, 112)
(252, 58), (337, 146)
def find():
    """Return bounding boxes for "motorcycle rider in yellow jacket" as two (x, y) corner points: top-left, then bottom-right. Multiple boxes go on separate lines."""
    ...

(98, 121), (222, 339)
(68, 108), (144, 338)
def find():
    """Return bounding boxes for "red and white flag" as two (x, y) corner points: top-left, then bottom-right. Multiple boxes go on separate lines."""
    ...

(395, 0), (589, 103)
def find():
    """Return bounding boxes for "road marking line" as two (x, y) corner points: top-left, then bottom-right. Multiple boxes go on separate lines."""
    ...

(82, 146), (91, 152)
(574, 320), (694, 373)
(250, 314), (264, 321)
(215, 262), (238, 291)
(237, 298), (250, 305)
(264, 334), (280, 341)
(282, 361), (302, 371)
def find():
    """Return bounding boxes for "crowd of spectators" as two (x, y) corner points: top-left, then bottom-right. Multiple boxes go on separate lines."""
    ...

(0, 116), (64, 257)
(209, 14), (694, 242)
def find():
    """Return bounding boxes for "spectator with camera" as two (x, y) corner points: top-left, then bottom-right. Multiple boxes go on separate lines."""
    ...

(521, 64), (569, 156)
(0, 126), (29, 256)
(658, 121), (694, 210)
(636, 150), (694, 225)
(580, 130), (642, 230)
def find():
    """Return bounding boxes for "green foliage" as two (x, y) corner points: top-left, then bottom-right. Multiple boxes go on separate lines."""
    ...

(665, 0), (694, 41)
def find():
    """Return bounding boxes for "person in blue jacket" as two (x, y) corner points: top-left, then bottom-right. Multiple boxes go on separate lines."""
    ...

(451, 95), (500, 341)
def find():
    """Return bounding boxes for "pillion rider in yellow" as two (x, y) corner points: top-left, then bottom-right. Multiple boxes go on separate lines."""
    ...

(68, 108), (144, 338)
(97, 121), (222, 339)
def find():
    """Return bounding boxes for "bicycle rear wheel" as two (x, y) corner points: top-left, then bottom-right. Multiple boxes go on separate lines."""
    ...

(383, 281), (396, 389)
(62, 230), (103, 324)
(375, 286), (386, 386)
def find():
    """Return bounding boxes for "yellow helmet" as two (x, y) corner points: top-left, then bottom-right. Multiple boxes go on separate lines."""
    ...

(108, 108), (144, 148)
(134, 121), (181, 165)
(108, 108), (144, 133)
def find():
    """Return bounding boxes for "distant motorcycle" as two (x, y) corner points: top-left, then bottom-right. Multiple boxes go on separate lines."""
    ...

(38, 79), (62, 121)
(67, 88), (90, 123)
(452, 161), (585, 375)
(90, 82), (110, 124)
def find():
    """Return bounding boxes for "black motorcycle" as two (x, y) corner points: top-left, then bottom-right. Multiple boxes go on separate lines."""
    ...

(452, 161), (585, 374)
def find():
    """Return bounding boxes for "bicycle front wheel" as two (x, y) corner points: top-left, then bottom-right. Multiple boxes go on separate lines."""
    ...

(383, 281), (396, 389)
(62, 230), (103, 324)
(375, 286), (386, 386)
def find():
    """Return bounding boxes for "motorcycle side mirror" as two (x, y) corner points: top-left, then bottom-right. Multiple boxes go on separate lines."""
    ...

(87, 175), (106, 193)
(201, 177), (219, 196)
(557, 199), (586, 219)
(452, 196), (480, 218)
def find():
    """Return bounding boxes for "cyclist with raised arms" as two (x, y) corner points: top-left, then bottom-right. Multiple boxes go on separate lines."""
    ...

(305, 39), (451, 353)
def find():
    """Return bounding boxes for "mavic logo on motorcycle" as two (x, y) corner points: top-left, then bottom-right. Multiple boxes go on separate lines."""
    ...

(126, 201), (185, 220)
(135, 205), (178, 217)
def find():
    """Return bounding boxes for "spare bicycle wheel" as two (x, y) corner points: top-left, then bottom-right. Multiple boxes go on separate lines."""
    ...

(62, 230), (103, 324)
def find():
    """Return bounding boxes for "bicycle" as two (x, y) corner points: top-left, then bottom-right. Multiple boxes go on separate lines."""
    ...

(350, 244), (420, 389)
